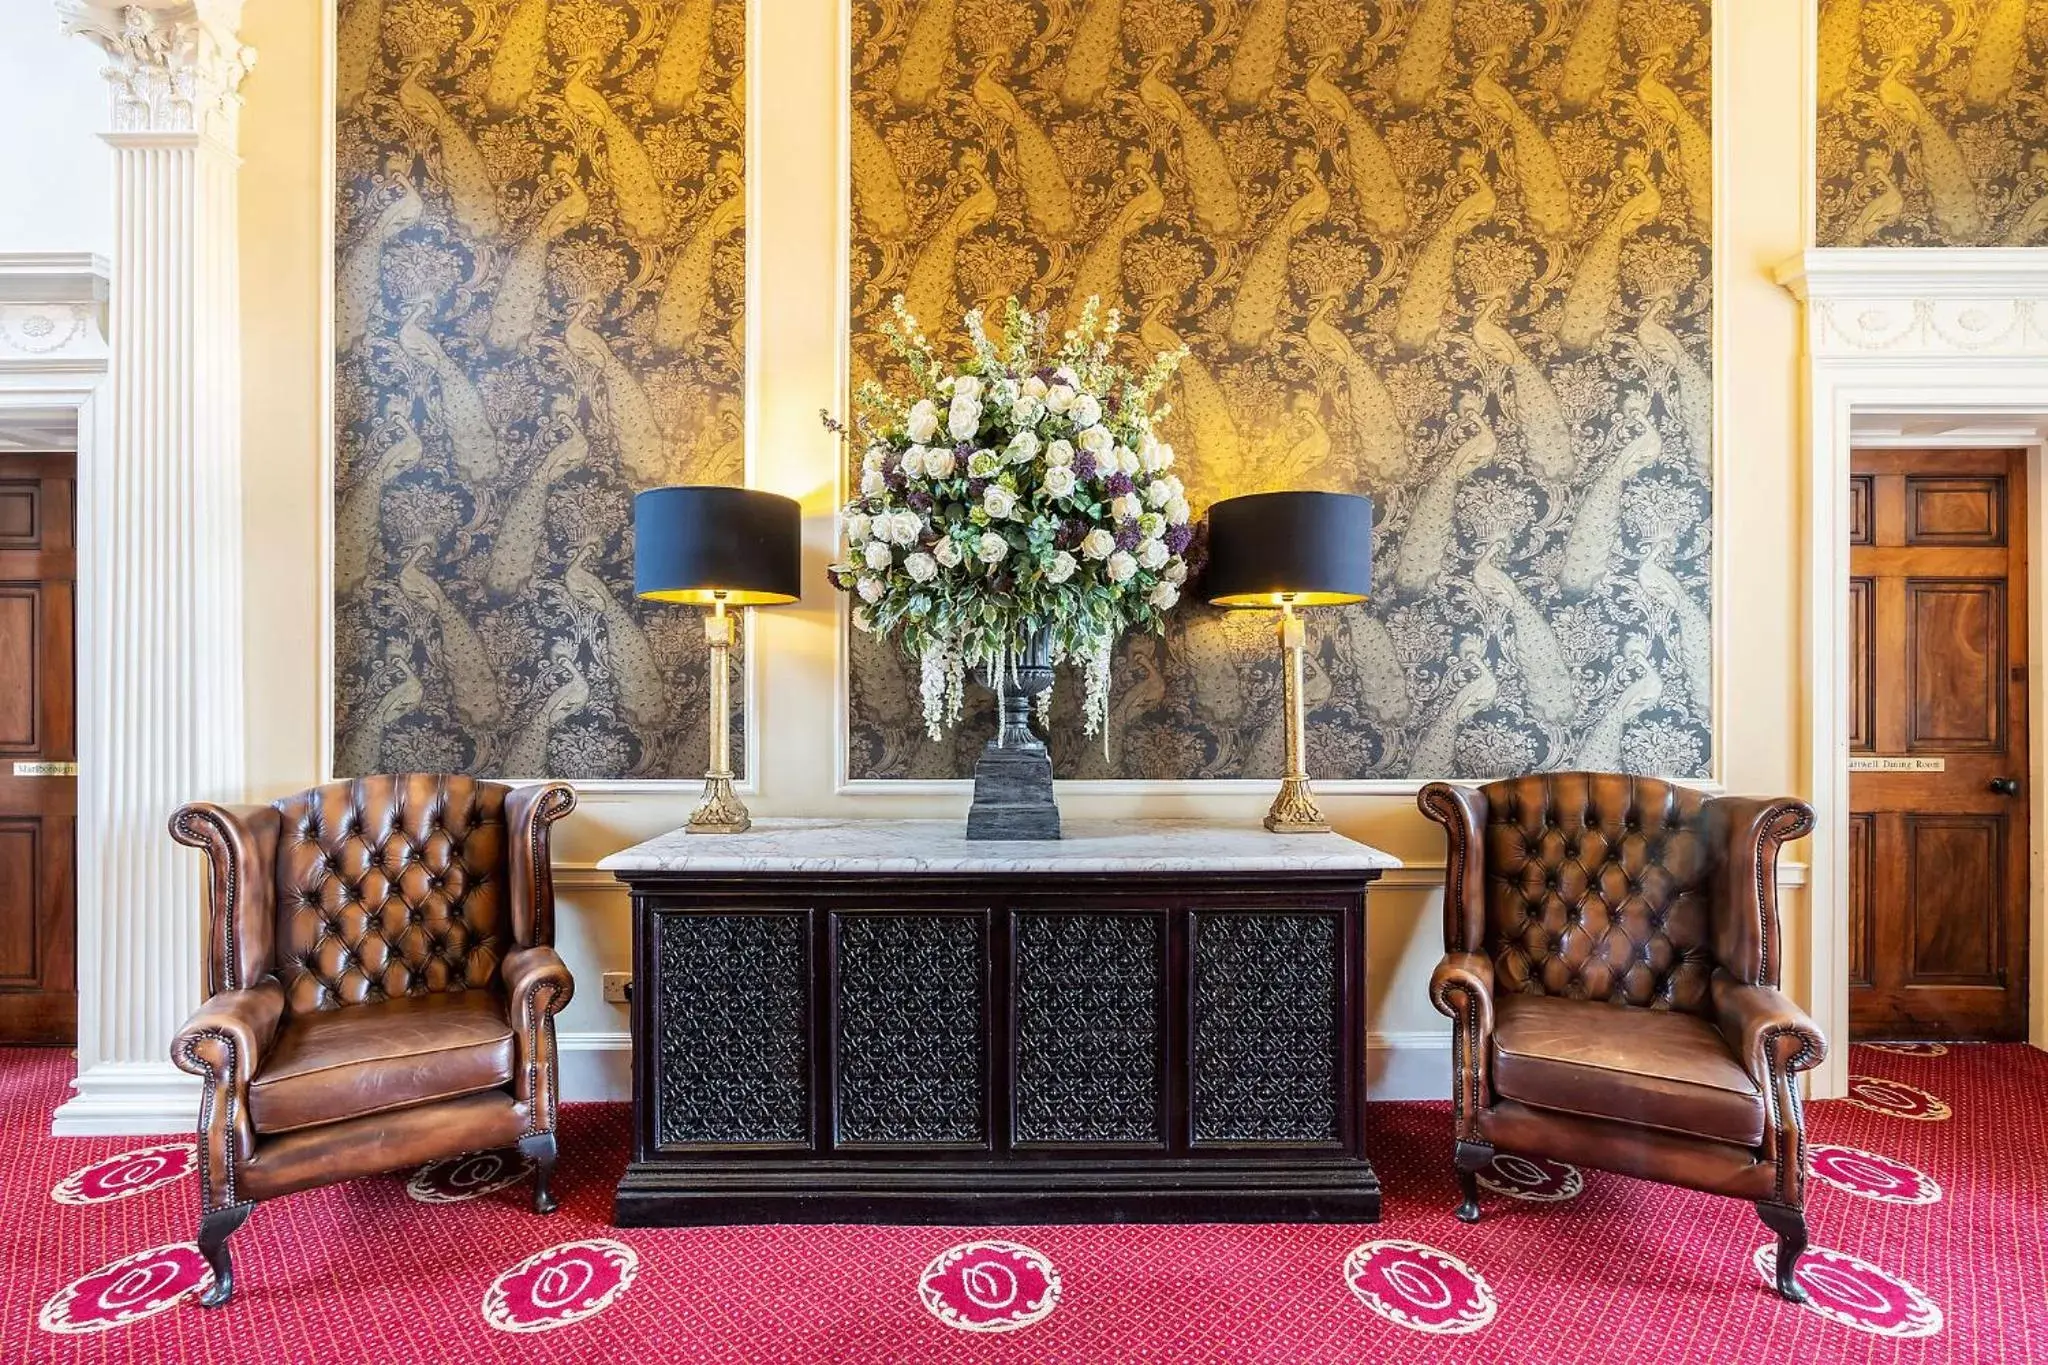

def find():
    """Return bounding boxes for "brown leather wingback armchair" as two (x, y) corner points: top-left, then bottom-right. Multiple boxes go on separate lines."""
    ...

(1419, 774), (1824, 1302)
(169, 775), (576, 1306)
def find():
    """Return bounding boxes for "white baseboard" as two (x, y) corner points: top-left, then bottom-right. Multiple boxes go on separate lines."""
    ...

(45, 1031), (1451, 1133)
(51, 1061), (199, 1137)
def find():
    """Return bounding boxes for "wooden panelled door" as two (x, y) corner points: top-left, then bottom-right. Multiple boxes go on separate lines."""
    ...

(0, 452), (76, 1043)
(1850, 449), (2029, 1041)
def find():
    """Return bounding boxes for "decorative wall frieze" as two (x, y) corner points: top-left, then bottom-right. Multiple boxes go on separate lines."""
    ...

(0, 252), (110, 366)
(57, 0), (254, 148)
(1776, 249), (2048, 359)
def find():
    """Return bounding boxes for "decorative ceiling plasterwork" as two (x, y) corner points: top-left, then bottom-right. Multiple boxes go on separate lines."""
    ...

(57, 0), (256, 148)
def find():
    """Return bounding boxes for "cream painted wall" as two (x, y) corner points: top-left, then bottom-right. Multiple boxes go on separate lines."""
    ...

(0, 16), (112, 258)
(234, 0), (1815, 1096)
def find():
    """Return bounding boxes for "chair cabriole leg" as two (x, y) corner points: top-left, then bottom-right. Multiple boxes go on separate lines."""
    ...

(1454, 1139), (1493, 1224)
(197, 1203), (253, 1307)
(1755, 1202), (1810, 1303)
(520, 1131), (560, 1214)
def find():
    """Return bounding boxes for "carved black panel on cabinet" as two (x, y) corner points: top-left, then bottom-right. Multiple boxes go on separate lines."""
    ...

(835, 913), (986, 1145)
(1190, 913), (1340, 1144)
(1014, 912), (1163, 1144)
(655, 913), (808, 1146)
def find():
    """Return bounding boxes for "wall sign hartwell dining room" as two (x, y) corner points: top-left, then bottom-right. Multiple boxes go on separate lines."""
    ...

(846, 0), (1717, 783)
(600, 818), (1397, 1226)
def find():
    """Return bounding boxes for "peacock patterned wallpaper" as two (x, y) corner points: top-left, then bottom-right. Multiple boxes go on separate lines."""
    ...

(1817, 0), (2048, 246)
(333, 0), (746, 779)
(847, 0), (1716, 781)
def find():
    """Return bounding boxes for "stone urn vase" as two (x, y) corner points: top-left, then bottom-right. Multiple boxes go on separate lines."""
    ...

(965, 627), (1061, 840)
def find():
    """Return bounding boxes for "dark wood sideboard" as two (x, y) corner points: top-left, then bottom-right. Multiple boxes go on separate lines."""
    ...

(601, 819), (1394, 1226)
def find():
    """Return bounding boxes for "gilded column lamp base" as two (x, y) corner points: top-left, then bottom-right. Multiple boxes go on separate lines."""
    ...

(688, 773), (751, 835)
(1264, 777), (1331, 835)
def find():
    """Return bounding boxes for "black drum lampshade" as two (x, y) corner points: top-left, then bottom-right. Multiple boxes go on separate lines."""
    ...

(1203, 491), (1374, 608)
(633, 486), (802, 606)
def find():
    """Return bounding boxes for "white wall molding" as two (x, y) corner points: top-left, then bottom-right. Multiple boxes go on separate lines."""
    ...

(1778, 246), (2048, 1099)
(50, 1), (256, 1137)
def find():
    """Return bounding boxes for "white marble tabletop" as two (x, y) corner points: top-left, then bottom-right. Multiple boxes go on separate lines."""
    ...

(599, 817), (1401, 876)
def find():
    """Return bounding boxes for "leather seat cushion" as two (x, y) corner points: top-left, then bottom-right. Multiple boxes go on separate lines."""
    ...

(249, 992), (514, 1135)
(1490, 994), (1765, 1147)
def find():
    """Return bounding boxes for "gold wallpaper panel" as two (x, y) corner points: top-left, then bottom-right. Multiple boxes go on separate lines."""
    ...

(848, 0), (1717, 781)
(334, 0), (746, 779)
(1818, 0), (2048, 246)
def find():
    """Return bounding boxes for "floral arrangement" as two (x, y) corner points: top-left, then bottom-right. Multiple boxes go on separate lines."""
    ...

(828, 297), (1198, 741)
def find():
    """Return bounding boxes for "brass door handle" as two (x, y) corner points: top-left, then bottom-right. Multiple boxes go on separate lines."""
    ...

(1990, 777), (2021, 796)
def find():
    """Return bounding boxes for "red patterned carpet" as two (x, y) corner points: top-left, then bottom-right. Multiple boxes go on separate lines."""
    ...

(4, 1043), (2042, 1362)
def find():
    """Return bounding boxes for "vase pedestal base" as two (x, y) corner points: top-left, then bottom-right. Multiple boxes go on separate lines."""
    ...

(966, 744), (1061, 841)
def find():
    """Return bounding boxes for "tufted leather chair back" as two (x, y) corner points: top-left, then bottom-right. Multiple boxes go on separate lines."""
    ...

(271, 775), (511, 1014)
(1480, 773), (1716, 1014)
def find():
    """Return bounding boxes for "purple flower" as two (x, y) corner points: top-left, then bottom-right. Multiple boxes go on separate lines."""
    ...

(1115, 519), (1142, 551)
(1074, 450), (1098, 481)
(907, 490), (934, 513)
(1105, 471), (1134, 497)
(1165, 523), (1194, 556)
(967, 476), (991, 499)
(884, 465), (908, 492)
(955, 441), (974, 462)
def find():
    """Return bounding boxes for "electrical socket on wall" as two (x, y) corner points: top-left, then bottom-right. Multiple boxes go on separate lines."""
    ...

(602, 972), (631, 1004)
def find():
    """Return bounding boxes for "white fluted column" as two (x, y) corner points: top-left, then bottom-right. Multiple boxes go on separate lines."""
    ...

(52, 1), (253, 1134)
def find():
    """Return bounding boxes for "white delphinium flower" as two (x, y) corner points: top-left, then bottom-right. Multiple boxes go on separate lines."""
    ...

(1105, 550), (1137, 583)
(924, 445), (957, 479)
(933, 535), (962, 568)
(1045, 439), (1074, 467)
(1138, 538), (1169, 571)
(949, 394), (981, 441)
(1045, 383), (1075, 415)
(982, 485), (1017, 519)
(1042, 465), (1077, 498)
(1110, 492), (1142, 520)
(1045, 549), (1078, 583)
(1165, 495), (1190, 524)
(861, 468), (886, 496)
(889, 510), (923, 545)
(863, 541), (893, 572)
(857, 576), (885, 602)
(1069, 393), (1102, 428)
(1081, 631), (1113, 741)
(1080, 527), (1117, 560)
(906, 400), (939, 444)
(1007, 430), (1040, 463)
(976, 531), (1009, 563)
(904, 551), (938, 583)
(1148, 580), (1179, 609)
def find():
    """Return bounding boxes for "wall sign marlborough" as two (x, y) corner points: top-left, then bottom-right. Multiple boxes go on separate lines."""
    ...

(11, 762), (77, 777)
(846, 0), (1717, 783)
(331, 0), (748, 780)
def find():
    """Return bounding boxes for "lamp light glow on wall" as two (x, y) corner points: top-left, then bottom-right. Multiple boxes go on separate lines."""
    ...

(633, 486), (801, 833)
(1203, 492), (1374, 833)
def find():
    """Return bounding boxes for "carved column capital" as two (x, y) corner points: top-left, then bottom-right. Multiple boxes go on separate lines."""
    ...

(58, 0), (255, 148)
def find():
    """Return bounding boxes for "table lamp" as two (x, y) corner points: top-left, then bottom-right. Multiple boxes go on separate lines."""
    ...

(633, 486), (802, 833)
(1203, 491), (1374, 833)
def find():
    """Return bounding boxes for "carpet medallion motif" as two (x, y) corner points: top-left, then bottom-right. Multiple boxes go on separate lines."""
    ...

(1843, 1075), (1953, 1121)
(1754, 1245), (1944, 1339)
(50, 1144), (194, 1206)
(1476, 1152), (1584, 1203)
(1342, 1239), (1498, 1336)
(481, 1237), (639, 1334)
(917, 1239), (1061, 1333)
(38, 1243), (210, 1334)
(1807, 1145), (1943, 1205)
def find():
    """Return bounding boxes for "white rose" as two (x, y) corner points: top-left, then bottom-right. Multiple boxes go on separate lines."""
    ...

(904, 551), (938, 583)
(976, 530), (1009, 564)
(889, 509), (923, 545)
(924, 445), (957, 479)
(1007, 430), (1040, 463)
(1165, 495), (1190, 525)
(1161, 474), (1184, 500)
(861, 469), (886, 497)
(857, 576), (885, 603)
(844, 511), (872, 543)
(1076, 425), (1112, 455)
(900, 445), (926, 479)
(1021, 375), (1048, 400)
(1138, 538), (1169, 570)
(948, 395), (982, 441)
(1148, 580), (1180, 609)
(1137, 434), (1166, 472)
(1164, 559), (1188, 584)
(1145, 480), (1172, 509)
(1054, 364), (1078, 386)
(1042, 465), (1077, 498)
(1139, 512), (1166, 539)
(1080, 527), (1117, 560)
(1116, 445), (1142, 476)
(1012, 395), (1044, 427)
(953, 375), (982, 402)
(933, 536), (962, 568)
(991, 378), (1018, 408)
(1045, 383), (1075, 415)
(1045, 550), (1078, 583)
(906, 399), (939, 444)
(1106, 550), (1137, 583)
(862, 446), (886, 474)
(1070, 393), (1102, 428)
(982, 485), (1017, 519)
(863, 541), (893, 572)
(1045, 439), (1074, 468)
(1111, 493), (1142, 520)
